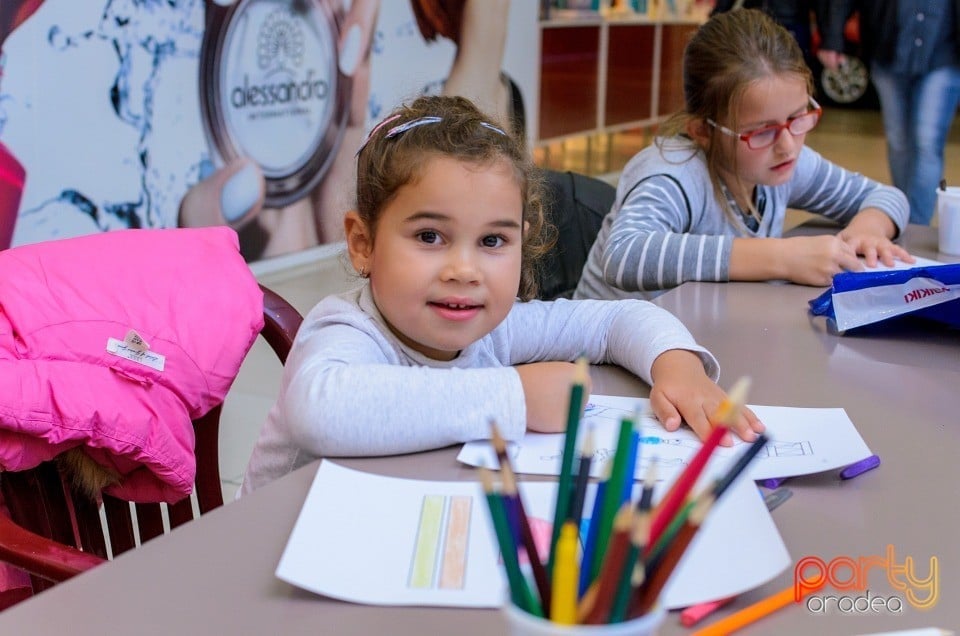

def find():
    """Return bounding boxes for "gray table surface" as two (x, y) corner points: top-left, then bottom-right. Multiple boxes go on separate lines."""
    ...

(1, 225), (957, 635)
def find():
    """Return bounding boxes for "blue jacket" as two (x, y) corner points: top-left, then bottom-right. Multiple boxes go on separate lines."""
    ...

(818, 0), (960, 67)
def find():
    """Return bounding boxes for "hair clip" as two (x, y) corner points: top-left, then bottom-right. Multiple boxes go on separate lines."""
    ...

(480, 122), (507, 136)
(355, 113), (403, 157)
(356, 114), (508, 157)
(384, 116), (443, 139)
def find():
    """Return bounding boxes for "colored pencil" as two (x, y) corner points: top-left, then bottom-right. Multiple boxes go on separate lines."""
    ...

(618, 408), (642, 505)
(578, 504), (633, 624)
(690, 585), (796, 636)
(489, 422), (551, 612)
(637, 461), (657, 512)
(568, 424), (595, 526)
(680, 595), (737, 627)
(711, 433), (769, 499)
(648, 433), (766, 565)
(578, 462), (609, 597)
(479, 466), (543, 617)
(550, 521), (580, 624)
(648, 377), (750, 547)
(630, 492), (715, 619)
(646, 424), (723, 549)
(608, 507), (651, 623)
(591, 415), (635, 579)
(548, 357), (589, 577)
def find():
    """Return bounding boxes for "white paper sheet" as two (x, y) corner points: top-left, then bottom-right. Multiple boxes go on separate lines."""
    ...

(859, 255), (943, 271)
(276, 461), (790, 610)
(456, 394), (873, 485)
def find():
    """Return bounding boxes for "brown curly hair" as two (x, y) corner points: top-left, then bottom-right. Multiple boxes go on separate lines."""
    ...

(355, 95), (554, 300)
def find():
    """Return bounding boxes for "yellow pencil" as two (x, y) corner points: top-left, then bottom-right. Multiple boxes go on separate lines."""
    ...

(550, 521), (580, 625)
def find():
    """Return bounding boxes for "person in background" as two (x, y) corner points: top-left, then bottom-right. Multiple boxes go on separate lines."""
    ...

(239, 95), (764, 494)
(817, 0), (960, 225)
(711, 0), (814, 58)
(574, 9), (911, 302)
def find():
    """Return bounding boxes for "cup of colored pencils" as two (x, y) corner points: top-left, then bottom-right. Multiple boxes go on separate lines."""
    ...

(481, 373), (764, 636)
(502, 599), (666, 635)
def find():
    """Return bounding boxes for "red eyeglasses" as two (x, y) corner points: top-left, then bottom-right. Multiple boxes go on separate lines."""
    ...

(707, 97), (822, 150)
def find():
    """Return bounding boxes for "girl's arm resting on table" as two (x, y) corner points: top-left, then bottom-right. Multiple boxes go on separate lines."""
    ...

(729, 235), (863, 286)
(505, 298), (720, 435)
(280, 329), (527, 456)
(515, 361), (591, 434)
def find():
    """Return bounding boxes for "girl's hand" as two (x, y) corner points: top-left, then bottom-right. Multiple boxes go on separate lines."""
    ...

(648, 350), (764, 446)
(838, 207), (914, 267)
(837, 208), (917, 267)
(779, 235), (863, 286)
(838, 231), (915, 268)
(730, 235), (862, 286)
(515, 361), (592, 434)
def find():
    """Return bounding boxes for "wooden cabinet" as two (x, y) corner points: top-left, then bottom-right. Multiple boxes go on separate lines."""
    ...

(538, 15), (701, 145)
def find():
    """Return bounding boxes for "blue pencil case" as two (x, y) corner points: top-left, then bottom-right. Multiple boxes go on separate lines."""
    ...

(809, 263), (960, 332)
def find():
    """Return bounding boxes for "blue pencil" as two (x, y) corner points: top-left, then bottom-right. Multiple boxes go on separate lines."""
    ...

(578, 463), (609, 597)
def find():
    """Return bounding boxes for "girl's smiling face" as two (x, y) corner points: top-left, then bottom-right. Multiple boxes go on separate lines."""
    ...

(346, 155), (525, 361)
(715, 74), (814, 200)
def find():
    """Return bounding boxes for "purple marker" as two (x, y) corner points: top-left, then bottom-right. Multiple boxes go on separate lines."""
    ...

(840, 454), (881, 480)
(759, 477), (787, 489)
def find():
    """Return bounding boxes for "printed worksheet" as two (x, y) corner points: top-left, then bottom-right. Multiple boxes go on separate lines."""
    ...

(456, 394), (872, 485)
(276, 461), (790, 609)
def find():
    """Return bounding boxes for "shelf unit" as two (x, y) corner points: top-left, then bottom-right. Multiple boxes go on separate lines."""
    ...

(537, 12), (701, 175)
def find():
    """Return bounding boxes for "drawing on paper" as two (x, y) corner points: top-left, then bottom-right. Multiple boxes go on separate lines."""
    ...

(408, 495), (472, 590)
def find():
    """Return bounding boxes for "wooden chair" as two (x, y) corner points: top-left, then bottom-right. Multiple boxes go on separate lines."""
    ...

(0, 284), (303, 604)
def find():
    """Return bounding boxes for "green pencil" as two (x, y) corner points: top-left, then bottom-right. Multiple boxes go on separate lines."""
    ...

(480, 466), (543, 617)
(547, 357), (589, 578)
(591, 414), (635, 579)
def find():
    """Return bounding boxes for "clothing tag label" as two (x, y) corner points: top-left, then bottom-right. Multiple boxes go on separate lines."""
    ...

(106, 337), (165, 371)
(123, 329), (149, 352)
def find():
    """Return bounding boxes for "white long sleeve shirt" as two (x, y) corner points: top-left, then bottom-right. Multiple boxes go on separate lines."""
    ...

(240, 283), (718, 494)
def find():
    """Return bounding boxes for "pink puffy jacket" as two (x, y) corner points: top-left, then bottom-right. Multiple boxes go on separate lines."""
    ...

(0, 227), (263, 502)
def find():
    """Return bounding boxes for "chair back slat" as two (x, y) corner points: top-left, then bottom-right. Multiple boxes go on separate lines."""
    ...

(69, 490), (108, 559)
(6, 464), (76, 548)
(102, 495), (137, 557)
(134, 503), (165, 544)
(193, 405), (224, 514)
(167, 497), (195, 529)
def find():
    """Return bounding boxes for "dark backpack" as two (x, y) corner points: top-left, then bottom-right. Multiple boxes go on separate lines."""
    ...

(537, 170), (616, 300)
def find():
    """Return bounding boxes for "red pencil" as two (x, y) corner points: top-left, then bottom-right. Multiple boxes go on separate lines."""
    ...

(647, 377), (750, 548)
(680, 595), (737, 627)
(630, 493), (715, 619)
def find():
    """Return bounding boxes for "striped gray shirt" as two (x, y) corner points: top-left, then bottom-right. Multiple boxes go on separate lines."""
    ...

(574, 137), (909, 300)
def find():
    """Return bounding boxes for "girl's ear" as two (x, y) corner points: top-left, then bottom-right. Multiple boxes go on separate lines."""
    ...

(344, 210), (373, 274)
(686, 117), (712, 149)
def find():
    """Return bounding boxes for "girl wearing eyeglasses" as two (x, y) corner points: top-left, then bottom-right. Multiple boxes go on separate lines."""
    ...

(575, 8), (913, 302)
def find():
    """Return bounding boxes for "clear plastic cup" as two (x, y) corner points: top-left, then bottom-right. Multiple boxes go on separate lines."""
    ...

(936, 186), (960, 256)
